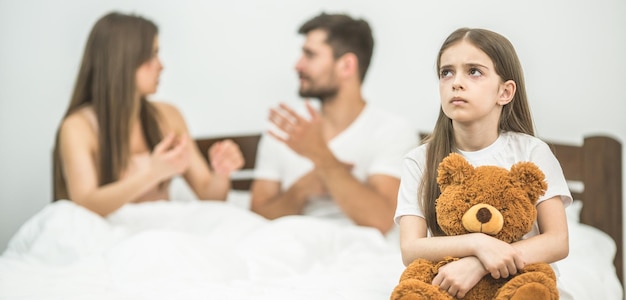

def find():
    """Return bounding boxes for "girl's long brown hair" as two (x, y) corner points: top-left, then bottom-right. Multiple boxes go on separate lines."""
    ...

(53, 12), (162, 201)
(422, 28), (536, 235)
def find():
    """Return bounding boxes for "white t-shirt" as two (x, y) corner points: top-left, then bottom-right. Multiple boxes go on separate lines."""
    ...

(394, 131), (572, 239)
(254, 103), (419, 221)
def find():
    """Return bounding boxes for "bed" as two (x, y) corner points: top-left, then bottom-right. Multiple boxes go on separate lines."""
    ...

(0, 133), (622, 299)
(545, 135), (623, 299)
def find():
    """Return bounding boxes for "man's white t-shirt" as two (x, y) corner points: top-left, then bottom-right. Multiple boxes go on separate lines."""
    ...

(254, 103), (418, 221)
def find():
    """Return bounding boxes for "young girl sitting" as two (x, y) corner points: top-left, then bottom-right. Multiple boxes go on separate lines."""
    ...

(394, 28), (572, 299)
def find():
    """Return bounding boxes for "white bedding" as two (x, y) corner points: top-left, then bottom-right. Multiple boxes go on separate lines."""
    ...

(0, 196), (622, 300)
(0, 199), (404, 300)
(556, 201), (623, 299)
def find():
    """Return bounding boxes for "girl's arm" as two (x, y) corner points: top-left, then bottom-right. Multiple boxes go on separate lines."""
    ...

(429, 197), (568, 299)
(464, 196), (568, 280)
(399, 215), (525, 278)
(511, 197), (569, 263)
(398, 215), (492, 298)
(398, 149), (524, 277)
(398, 198), (567, 290)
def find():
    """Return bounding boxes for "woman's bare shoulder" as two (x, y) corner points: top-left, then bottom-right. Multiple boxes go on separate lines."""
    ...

(151, 101), (184, 119)
(59, 106), (97, 148)
(151, 101), (188, 134)
(62, 106), (97, 134)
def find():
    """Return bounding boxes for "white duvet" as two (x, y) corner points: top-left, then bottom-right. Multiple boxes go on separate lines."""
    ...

(0, 199), (405, 300)
(1, 196), (622, 300)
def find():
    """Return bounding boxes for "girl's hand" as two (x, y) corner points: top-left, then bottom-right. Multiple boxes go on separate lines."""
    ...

(433, 256), (486, 298)
(151, 133), (191, 180)
(474, 234), (525, 279)
(208, 139), (244, 176)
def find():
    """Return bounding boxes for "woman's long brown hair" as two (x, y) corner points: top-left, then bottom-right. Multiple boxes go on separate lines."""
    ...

(53, 12), (162, 201)
(422, 28), (536, 235)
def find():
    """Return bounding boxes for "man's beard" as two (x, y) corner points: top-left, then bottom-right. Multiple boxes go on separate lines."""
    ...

(298, 84), (339, 102)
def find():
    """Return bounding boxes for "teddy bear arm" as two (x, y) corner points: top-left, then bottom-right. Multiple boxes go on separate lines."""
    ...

(521, 263), (556, 281)
(392, 258), (461, 300)
(399, 258), (439, 282)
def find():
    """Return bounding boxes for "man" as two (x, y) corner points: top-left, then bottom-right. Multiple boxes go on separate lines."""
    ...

(250, 12), (418, 234)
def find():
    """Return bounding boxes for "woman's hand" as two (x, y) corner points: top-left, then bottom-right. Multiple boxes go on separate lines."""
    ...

(151, 133), (190, 180)
(208, 139), (244, 176)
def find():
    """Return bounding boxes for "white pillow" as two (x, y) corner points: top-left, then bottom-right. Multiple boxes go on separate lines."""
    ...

(558, 199), (623, 299)
(565, 200), (615, 262)
(565, 200), (583, 223)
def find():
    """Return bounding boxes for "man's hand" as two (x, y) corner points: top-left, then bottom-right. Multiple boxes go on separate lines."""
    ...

(267, 101), (328, 160)
(294, 161), (353, 199)
(293, 171), (328, 199)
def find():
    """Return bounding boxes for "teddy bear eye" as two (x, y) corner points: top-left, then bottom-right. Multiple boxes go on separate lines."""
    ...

(464, 198), (471, 204)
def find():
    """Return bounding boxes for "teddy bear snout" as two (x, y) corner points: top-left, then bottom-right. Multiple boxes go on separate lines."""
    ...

(461, 203), (504, 235)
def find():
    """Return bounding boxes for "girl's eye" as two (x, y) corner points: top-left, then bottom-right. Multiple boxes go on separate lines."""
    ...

(439, 69), (452, 79)
(469, 68), (483, 76)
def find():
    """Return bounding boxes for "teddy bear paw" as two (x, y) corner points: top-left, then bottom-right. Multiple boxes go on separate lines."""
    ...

(494, 272), (558, 300)
(390, 279), (454, 300)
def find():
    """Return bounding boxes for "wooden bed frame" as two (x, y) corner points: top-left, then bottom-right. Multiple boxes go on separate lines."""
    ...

(547, 135), (623, 286)
(196, 133), (623, 287)
(196, 134), (261, 191)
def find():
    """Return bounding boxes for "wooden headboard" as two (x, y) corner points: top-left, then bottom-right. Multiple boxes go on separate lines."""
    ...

(195, 133), (623, 286)
(196, 134), (261, 191)
(546, 135), (623, 285)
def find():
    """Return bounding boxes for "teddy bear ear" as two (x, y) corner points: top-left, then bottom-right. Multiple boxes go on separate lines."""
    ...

(437, 153), (474, 191)
(509, 162), (548, 204)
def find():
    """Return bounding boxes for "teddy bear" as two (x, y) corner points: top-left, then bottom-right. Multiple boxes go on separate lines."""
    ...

(390, 153), (559, 300)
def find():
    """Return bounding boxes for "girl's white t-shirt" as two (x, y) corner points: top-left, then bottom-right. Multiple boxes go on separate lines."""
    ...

(394, 131), (572, 239)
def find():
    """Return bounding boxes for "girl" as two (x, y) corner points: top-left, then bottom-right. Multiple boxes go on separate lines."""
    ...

(52, 12), (244, 216)
(394, 28), (572, 298)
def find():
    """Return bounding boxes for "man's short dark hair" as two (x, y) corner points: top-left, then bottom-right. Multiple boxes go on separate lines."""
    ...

(298, 12), (374, 82)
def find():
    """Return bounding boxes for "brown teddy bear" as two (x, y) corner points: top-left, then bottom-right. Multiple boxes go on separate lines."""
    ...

(390, 153), (559, 300)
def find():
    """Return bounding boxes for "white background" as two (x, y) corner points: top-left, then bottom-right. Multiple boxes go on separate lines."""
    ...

(1, 0), (624, 274)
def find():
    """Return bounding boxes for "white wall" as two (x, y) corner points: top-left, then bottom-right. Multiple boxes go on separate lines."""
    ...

(1, 0), (624, 263)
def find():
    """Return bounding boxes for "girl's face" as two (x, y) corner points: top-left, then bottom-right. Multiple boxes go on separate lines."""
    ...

(438, 40), (514, 128)
(135, 36), (163, 97)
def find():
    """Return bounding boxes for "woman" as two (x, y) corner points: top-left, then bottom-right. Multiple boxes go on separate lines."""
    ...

(53, 12), (244, 216)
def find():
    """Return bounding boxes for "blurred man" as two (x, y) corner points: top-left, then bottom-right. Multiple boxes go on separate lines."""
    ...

(250, 13), (418, 234)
